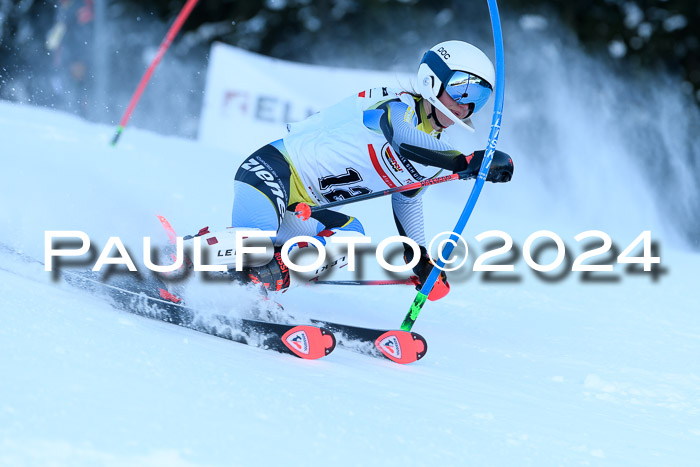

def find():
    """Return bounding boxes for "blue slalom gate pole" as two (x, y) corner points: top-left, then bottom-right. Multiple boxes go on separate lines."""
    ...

(401, 0), (506, 331)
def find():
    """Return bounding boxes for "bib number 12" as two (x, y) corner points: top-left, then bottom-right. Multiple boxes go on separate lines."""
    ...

(319, 168), (371, 202)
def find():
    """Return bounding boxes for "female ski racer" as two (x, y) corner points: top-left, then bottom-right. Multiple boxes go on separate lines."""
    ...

(193, 40), (514, 299)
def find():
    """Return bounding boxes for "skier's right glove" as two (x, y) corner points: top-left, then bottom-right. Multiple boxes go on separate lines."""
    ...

(404, 246), (450, 301)
(461, 149), (514, 183)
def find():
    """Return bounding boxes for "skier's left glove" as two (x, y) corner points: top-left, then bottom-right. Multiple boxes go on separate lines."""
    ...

(404, 246), (450, 301)
(460, 149), (514, 183)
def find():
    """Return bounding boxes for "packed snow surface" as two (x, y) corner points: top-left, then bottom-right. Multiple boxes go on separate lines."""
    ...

(1, 101), (699, 466)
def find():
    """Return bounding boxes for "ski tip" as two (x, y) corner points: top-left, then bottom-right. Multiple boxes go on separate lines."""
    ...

(375, 330), (428, 364)
(281, 325), (336, 360)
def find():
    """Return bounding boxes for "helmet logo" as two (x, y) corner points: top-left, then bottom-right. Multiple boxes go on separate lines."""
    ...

(437, 46), (450, 60)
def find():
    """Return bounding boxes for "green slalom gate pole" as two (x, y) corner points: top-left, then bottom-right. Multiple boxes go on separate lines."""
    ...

(401, 0), (506, 331)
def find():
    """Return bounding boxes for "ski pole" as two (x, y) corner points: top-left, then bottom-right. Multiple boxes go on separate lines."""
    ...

(295, 168), (475, 220)
(400, 0), (506, 331)
(309, 278), (418, 287)
(111, 0), (200, 146)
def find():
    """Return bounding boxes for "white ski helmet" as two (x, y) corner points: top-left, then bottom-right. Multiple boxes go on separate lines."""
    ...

(417, 40), (496, 132)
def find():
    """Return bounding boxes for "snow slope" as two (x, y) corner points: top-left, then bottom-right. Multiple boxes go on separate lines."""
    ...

(1, 99), (699, 467)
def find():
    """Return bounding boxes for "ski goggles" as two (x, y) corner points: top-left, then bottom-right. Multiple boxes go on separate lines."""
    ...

(443, 71), (492, 116)
(421, 50), (493, 117)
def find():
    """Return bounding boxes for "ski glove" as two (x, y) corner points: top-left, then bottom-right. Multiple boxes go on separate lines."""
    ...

(404, 246), (450, 301)
(459, 149), (514, 183)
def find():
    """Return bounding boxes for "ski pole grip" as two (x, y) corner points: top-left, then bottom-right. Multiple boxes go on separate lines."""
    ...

(457, 169), (473, 180)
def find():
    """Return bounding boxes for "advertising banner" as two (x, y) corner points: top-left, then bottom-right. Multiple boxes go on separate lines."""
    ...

(198, 42), (412, 154)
